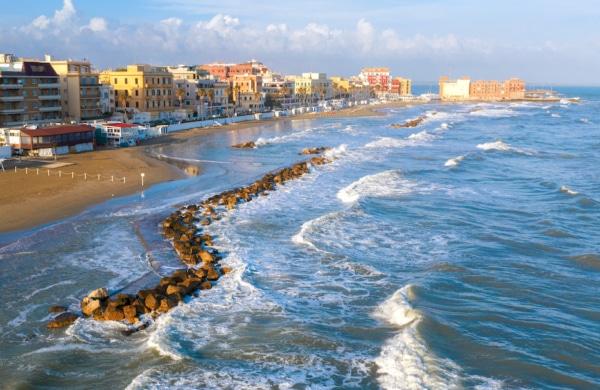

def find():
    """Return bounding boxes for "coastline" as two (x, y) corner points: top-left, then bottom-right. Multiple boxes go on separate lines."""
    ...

(0, 102), (404, 235)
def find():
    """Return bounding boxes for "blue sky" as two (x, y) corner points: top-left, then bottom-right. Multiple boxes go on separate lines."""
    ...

(2, 0), (600, 85)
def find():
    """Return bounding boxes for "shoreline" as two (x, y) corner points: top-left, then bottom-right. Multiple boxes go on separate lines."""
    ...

(0, 101), (410, 235)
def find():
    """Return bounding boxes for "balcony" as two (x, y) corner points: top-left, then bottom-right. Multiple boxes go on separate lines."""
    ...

(38, 106), (62, 112)
(39, 94), (61, 100)
(0, 84), (23, 89)
(0, 108), (25, 114)
(0, 96), (24, 102)
(38, 83), (60, 89)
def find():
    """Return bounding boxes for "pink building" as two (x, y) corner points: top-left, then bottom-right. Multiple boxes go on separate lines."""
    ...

(359, 67), (391, 92)
(470, 78), (525, 100)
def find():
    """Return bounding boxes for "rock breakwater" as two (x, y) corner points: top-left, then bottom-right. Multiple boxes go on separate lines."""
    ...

(390, 116), (425, 128)
(48, 154), (332, 333)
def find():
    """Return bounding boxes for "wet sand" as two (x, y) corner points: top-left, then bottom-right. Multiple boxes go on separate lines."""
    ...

(0, 102), (416, 233)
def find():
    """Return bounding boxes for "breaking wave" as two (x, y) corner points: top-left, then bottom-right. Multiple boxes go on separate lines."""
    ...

(445, 155), (465, 168)
(366, 131), (435, 149)
(476, 140), (533, 155)
(560, 186), (579, 196)
(336, 170), (417, 203)
(374, 285), (461, 389)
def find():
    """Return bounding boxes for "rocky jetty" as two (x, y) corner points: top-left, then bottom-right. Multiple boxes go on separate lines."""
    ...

(390, 116), (425, 128)
(50, 151), (332, 331)
(232, 141), (256, 149)
(300, 147), (331, 155)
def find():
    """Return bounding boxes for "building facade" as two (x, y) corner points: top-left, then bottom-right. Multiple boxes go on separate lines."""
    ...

(8, 124), (94, 156)
(359, 67), (391, 92)
(200, 60), (268, 81)
(438, 76), (471, 101)
(440, 76), (526, 101)
(94, 122), (146, 147)
(46, 56), (101, 121)
(99, 84), (115, 115)
(0, 56), (62, 127)
(391, 77), (412, 95)
(100, 65), (174, 118)
(287, 73), (332, 103)
(231, 74), (263, 112)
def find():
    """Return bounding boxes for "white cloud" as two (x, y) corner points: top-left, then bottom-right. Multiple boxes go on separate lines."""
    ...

(53, 0), (76, 24)
(86, 17), (107, 32)
(31, 15), (50, 30)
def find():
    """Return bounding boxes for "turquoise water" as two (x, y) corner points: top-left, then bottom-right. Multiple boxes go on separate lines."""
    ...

(0, 88), (599, 389)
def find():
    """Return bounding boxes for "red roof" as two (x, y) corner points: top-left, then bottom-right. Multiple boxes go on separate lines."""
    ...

(21, 125), (95, 137)
(109, 123), (138, 128)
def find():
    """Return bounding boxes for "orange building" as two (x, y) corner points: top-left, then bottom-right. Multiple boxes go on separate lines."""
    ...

(470, 78), (525, 100)
(200, 60), (268, 81)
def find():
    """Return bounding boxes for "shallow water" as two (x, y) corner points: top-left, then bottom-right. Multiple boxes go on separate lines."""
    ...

(1, 87), (599, 389)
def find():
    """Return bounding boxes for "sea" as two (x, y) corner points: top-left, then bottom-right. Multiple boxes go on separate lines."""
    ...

(0, 87), (599, 389)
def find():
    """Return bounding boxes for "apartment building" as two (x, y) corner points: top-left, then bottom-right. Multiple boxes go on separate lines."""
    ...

(231, 74), (263, 112)
(46, 56), (102, 121)
(287, 73), (332, 103)
(359, 67), (391, 92)
(0, 54), (62, 127)
(391, 77), (412, 96)
(440, 76), (526, 101)
(100, 65), (174, 118)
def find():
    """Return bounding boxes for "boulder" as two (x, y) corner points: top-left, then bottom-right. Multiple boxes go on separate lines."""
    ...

(200, 281), (212, 290)
(122, 305), (138, 324)
(104, 305), (125, 321)
(158, 297), (177, 313)
(205, 266), (220, 281)
(221, 266), (233, 275)
(232, 141), (256, 149)
(47, 312), (79, 329)
(48, 305), (68, 313)
(81, 296), (103, 317)
(199, 250), (214, 263)
(86, 287), (108, 300)
(144, 293), (160, 311)
(166, 284), (185, 296)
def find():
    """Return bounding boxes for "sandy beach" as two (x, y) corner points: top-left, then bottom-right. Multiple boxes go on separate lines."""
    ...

(0, 101), (415, 234)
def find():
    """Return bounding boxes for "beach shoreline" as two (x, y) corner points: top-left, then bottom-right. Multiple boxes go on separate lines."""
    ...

(0, 101), (417, 235)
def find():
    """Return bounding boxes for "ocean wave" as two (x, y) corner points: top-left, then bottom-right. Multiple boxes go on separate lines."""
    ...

(551, 113), (561, 118)
(366, 131), (435, 149)
(560, 185), (578, 196)
(476, 140), (533, 155)
(373, 285), (461, 389)
(336, 170), (417, 203)
(445, 155), (465, 168)
(470, 108), (516, 118)
(324, 143), (348, 160)
(374, 286), (503, 390)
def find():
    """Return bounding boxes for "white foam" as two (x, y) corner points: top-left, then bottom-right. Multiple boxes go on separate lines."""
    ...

(477, 140), (511, 151)
(374, 285), (461, 389)
(366, 131), (435, 149)
(560, 185), (579, 196)
(580, 118), (590, 124)
(470, 108), (515, 118)
(323, 143), (348, 159)
(336, 170), (417, 203)
(551, 113), (561, 118)
(445, 155), (465, 167)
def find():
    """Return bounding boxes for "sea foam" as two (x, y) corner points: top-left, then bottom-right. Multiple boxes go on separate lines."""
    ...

(374, 285), (461, 390)
(445, 155), (465, 168)
(336, 170), (417, 203)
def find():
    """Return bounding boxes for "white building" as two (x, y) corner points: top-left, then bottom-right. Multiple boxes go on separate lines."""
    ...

(438, 77), (471, 101)
(95, 122), (146, 147)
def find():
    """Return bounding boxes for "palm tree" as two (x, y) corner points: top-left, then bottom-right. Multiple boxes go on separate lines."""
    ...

(175, 87), (185, 108)
(207, 89), (215, 116)
(117, 90), (129, 122)
(196, 88), (207, 118)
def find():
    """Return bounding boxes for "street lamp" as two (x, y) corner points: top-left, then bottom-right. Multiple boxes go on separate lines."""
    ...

(140, 172), (145, 187)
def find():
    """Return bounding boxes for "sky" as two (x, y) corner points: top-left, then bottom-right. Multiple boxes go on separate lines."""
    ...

(2, 0), (600, 85)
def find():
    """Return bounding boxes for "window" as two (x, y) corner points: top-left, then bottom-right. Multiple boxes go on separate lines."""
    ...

(135, 90), (138, 96)
(135, 102), (139, 108)
(114, 78), (117, 84)
(125, 78), (128, 85)
(135, 78), (138, 85)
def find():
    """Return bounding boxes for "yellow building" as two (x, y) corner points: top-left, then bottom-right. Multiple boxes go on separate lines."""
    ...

(231, 74), (263, 112)
(330, 76), (351, 97)
(46, 56), (101, 121)
(391, 77), (412, 96)
(100, 65), (174, 117)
